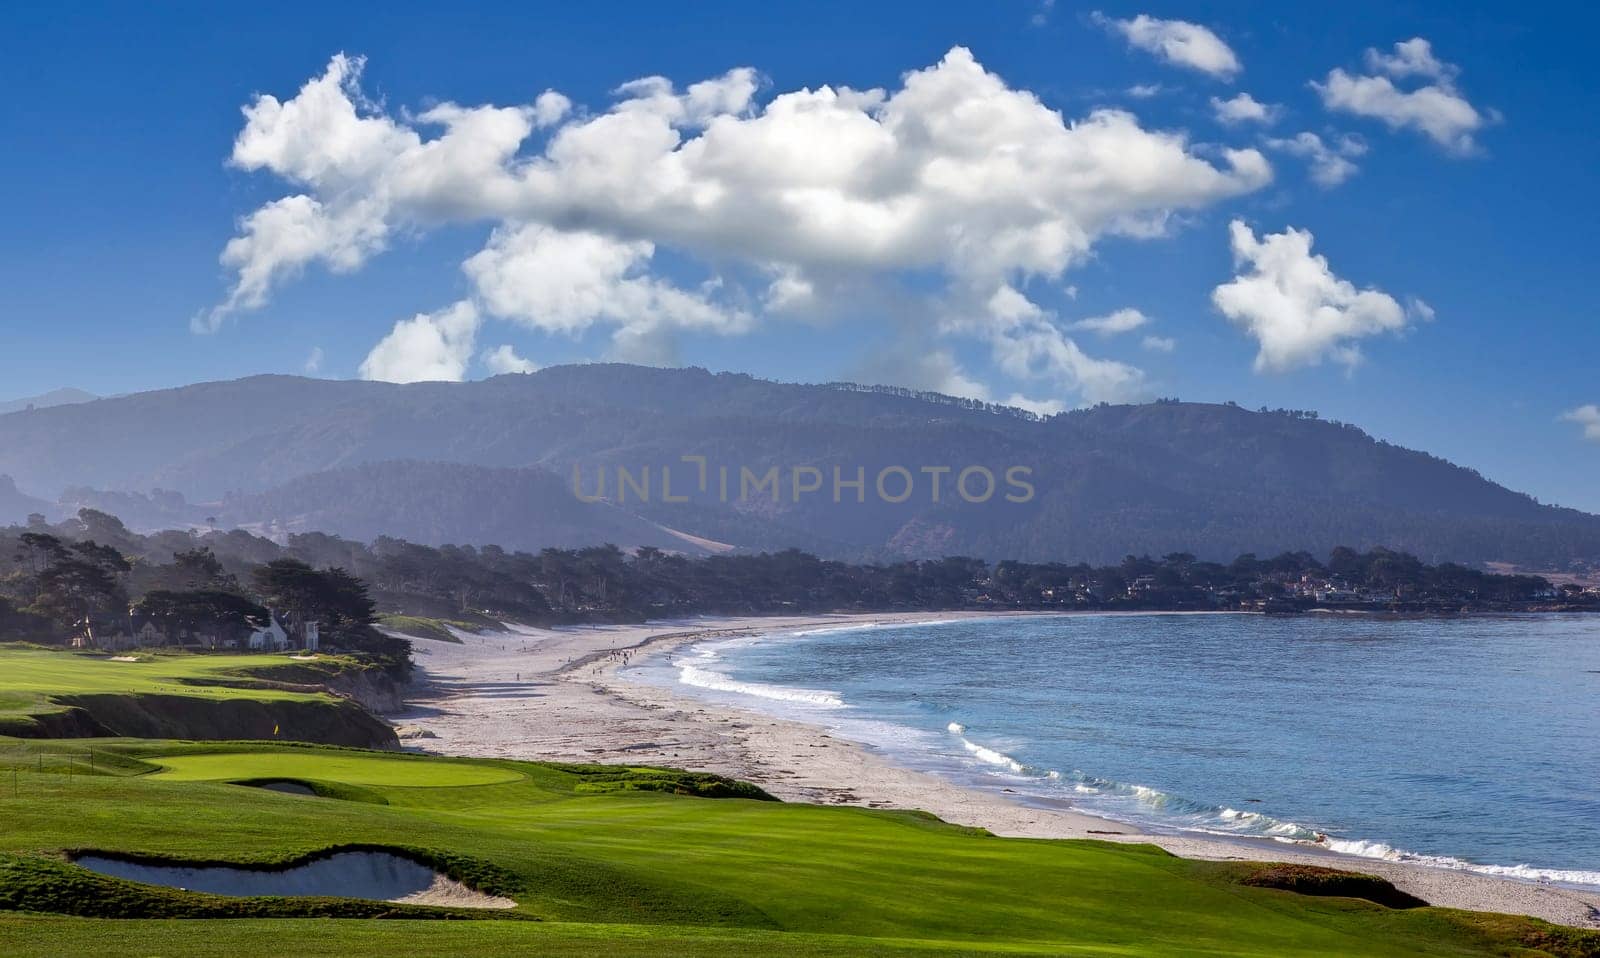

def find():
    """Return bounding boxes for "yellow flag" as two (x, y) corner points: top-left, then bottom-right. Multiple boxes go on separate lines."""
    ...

(272, 724), (280, 737)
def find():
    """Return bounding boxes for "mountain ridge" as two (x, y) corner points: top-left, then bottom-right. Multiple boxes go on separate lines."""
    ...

(1, 365), (1594, 568)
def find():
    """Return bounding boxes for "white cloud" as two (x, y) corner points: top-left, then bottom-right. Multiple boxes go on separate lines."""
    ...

(1210, 92), (1279, 125)
(1141, 335), (1176, 353)
(1004, 393), (1068, 416)
(1125, 83), (1165, 99)
(1265, 131), (1367, 187)
(482, 344), (538, 375)
(1365, 37), (1455, 82)
(195, 194), (389, 331)
(359, 300), (481, 383)
(1095, 13), (1241, 79)
(464, 223), (750, 360)
(212, 47), (1272, 405)
(1562, 405), (1600, 442)
(1212, 220), (1424, 372)
(985, 286), (1146, 403)
(302, 346), (324, 375)
(532, 90), (572, 128)
(1314, 38), (1487, 154)
(1071, 307), (1149, 336)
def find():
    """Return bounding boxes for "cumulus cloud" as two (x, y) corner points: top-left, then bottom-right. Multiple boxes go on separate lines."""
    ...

(1562, 405), (1600, 442)
(359, 300), (481, 383)
(1071, 307), (1149, 336)
(482, 344), (538, 375)
(302, 346), (324, 375)
(464, 223), (749, 359)
(984, 286), (1146, 403)
(1366, 37), (1455, 82)
(1210, 92), (1279, 125)
(1314, 38), (1488, 154)
(1212, 220), (1424, 371)
(1265, 131), (1368, 187)
(212, 47), (1272, 403)
(1094, 13), (1241, 79)
(1141, 335), (1176, 353)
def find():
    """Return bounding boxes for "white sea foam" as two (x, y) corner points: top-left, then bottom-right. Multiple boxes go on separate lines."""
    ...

(676, 664), (845, 708)
(785, 618), (969, 638)
(672, 640), (846, 709)
(1073, 777), (1600, 889)
(1316, 839), (1600, 887)
(944, 725), (1029, 775)
(959, 739), (1027, 774)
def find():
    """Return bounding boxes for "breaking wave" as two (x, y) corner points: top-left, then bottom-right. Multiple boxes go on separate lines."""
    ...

(674, 642), (845, 709)
(943, 723), (1600, 889)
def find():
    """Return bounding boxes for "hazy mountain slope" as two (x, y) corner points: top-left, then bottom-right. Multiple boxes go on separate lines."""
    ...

(215, 461), (717, 555)
(0, 476), (55, 526)
(0, 387), (97, 417)
(0, 376), (382, 495)
(1, 366), (1595, 566)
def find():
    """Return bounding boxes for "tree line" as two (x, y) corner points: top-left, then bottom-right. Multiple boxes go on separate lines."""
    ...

(0, 510), (408, 674)
(2, 510), (1584, 674)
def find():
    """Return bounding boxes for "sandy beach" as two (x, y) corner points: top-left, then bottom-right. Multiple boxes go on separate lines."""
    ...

(392, 612), (1600, 929)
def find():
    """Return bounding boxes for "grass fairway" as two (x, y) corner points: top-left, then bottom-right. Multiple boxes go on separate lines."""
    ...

(0, 648), (326, 713)
(148, 751), (526, 787)
(0, 647), (396, 747)
(0, 741), (1595, 956)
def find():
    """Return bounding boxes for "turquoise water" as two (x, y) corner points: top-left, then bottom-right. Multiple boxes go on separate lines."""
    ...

(632, 613), (1600, 886)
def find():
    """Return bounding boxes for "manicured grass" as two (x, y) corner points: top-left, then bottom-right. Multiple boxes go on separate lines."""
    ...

(0, 647), (395, 747)
(0, 739), (1593, 957)
(376, 615), (488, 643)
(149, 751), (526, 787)
(0, 648), (332, 719)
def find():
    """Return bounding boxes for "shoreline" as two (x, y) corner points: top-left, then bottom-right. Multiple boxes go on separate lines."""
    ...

(392, 611), (1600, 929)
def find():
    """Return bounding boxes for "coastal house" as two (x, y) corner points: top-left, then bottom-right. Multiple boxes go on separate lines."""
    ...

(246, 615), (320, 652)
(132, 618), (168, 647)
(78, 613), (172, 651)
(247, 616), (290, 652)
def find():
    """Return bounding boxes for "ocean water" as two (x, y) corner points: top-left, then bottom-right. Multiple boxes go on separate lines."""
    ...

(628, 613), (1600, 887)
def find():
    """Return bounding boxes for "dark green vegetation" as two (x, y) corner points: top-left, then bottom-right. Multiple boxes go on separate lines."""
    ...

(1226, 863), (1429, 910)
(2, 366), (1598, 567)
(2, 511), (1586, 650)
(0, 739), (1596, 957)
(0, 512), (410, 674)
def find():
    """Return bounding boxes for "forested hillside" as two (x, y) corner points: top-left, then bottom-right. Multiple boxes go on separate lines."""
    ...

(1, 366), (1597, 568)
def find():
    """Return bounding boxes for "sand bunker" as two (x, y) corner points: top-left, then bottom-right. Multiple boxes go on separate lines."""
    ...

(73, 850), (516, 909)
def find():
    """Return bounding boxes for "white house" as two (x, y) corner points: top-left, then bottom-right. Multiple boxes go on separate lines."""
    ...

(247, 616), (290, 652)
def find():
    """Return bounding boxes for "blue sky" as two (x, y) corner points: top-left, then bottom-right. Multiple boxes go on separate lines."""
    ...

(2, 1), (1597, 510)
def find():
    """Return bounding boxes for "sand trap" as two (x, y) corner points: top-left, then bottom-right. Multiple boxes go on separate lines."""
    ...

(108, 656), (141, 662)
(73, 850), (516, 909)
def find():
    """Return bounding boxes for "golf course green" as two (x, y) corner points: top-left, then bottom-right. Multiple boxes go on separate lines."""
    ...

(0, 648), (397, 748)
(1, 648), (1596, 956)
(0, 738), (1594, 956)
